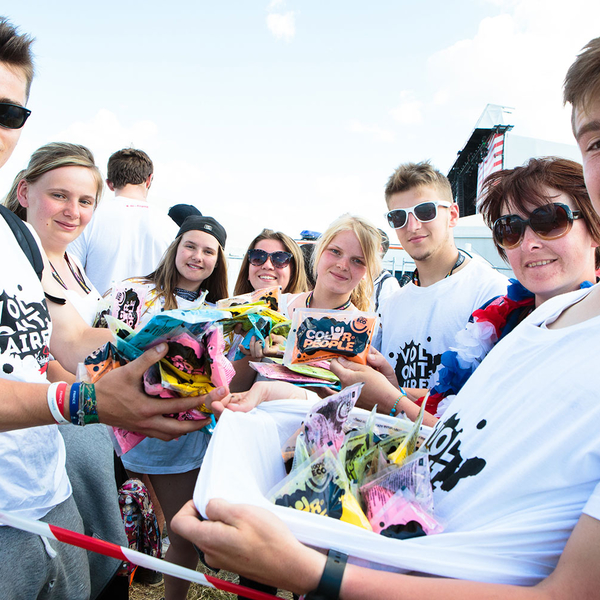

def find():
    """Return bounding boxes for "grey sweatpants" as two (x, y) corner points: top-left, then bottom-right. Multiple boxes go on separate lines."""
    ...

(0, 495), (91, 600)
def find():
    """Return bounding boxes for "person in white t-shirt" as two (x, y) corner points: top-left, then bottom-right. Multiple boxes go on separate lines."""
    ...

(371, 229), (400, 313)
(165, 35), (600, 600)
(68, 147), (178, 295)
(334, 162), (507, 425)
(0, 21), (225, 599)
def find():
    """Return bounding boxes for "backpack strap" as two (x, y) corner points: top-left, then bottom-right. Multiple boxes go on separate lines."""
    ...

(0, 205), (44, 281)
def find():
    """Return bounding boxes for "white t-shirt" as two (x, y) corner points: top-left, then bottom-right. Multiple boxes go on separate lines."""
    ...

(422, 285), (600, 581)
(112, 280), (211, 474)
(68, 194), (178, 295)
(377, 259), (508, 389)
(372, 270), (400, 313)
(0, 219), (71, 521)
(62, 253), (102, 326)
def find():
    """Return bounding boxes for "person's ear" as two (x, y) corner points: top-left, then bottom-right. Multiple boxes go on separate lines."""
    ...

(106, 179), (115, 192)
(16, 179), (29, 208)
(146, 174), (153, 189)
(448, 202), (460, 228)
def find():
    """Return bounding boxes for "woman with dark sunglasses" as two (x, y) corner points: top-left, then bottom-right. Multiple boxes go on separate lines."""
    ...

(424, 157), (600, 416)
(234, 228), (308, 296)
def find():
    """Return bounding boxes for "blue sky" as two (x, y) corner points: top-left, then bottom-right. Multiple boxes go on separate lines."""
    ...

(2, 0), (599, 253)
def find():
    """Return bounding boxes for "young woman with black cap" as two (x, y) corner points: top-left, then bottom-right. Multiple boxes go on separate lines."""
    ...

(104, 214), (228, 600)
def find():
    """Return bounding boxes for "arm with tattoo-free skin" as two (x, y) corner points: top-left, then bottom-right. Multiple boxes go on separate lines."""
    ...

(172, 500), (600, 600)
(0, 343), (228, 438)
(329, 357), (438, 427)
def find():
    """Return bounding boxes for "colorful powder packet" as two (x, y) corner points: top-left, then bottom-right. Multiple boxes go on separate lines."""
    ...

(217, 285), (281, 312)
(360, 452), (442, 537)
(269, 449), (372, 531)
(283, 309), (378, 365)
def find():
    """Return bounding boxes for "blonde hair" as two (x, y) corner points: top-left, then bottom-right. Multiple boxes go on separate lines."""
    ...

(3, 142), (103, 220)
(312, 214), (381, 311)
(234, 229), (308, 295)
(384, 160), (453, 207)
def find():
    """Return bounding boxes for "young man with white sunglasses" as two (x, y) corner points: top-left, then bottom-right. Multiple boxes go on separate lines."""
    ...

(343, 161), (507, 415)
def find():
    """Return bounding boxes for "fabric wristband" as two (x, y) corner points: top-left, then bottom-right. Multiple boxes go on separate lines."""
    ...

(69, 382), (82, 425)
(79, 382), (99, 425)
(47, 382), (69, 425)
(304, 549), (348, 600)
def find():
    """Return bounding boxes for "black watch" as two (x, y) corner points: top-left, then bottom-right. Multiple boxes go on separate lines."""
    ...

(304, 549), (348, 600)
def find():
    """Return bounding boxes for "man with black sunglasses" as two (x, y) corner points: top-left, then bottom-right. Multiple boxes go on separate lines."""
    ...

(0, 17), (225, 599)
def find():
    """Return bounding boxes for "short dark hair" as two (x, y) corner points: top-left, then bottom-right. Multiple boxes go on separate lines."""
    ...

(478, 157), (600, 268)
(106, 148), (153, 188)
(0, 17), (35, 99)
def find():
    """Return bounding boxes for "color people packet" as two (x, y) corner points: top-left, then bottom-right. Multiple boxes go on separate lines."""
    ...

(283, 308), (378, 366)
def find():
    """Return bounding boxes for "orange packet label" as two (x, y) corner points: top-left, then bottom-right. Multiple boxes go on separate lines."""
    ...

(283, 308), (378, 366)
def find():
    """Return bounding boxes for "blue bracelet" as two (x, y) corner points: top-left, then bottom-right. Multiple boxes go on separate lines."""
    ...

(389, 388), (408, 417)
(69, 383), (81, 425)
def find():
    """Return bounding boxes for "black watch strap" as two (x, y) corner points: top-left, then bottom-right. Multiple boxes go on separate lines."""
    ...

(304, 549), (348, 600)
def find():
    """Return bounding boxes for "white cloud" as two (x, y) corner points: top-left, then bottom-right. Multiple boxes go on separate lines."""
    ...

(267, 12), (296, 41)
(268, 0), (284, 7)
(348, 120), (395, 143)
(389, 91), (423, 125)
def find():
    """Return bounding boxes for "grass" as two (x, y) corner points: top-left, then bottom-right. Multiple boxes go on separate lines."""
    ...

(129, 563), (294, 600)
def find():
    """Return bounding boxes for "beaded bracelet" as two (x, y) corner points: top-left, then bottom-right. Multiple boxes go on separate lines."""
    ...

(47, 382), (69, 424)
(389, 387), (408, 417)
(69, 382), (81, 425)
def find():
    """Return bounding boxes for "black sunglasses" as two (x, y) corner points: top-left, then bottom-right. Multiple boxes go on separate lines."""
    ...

(493, 203), (582, 249)
(248, 248), (293, 268)
(386, 200), (452, 229)
(0, 102), (31, 130)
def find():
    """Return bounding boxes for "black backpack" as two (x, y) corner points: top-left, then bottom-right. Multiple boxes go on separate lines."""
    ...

(0, 205), (44, 281)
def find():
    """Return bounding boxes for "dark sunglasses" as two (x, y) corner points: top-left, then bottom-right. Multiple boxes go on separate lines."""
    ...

(493, 203), (583, 249)
(0, 102), (31, 130)
(386, 200), (452, 229)
(248, 248), (293, 268)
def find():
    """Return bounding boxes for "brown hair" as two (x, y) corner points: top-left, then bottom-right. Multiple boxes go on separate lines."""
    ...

(312, 214), (381, 311)
(0, 18), (35, 99)
(563, 37), (600, 131)
(234, 229), (308, 295)
(106, 148), (153, 188)
(145, 234), (228, 309)
(384, 160), (453, 206)
(3, 142), (103, 220)
(478, 157), (600, 268)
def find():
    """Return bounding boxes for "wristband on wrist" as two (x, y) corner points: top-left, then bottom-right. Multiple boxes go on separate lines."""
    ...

(389, 388), (408, 417)
(79, 382), (99, 425)
(304, 549), (348, 600)
(69, 382), (82, 425)
(47, 382), (69, 425)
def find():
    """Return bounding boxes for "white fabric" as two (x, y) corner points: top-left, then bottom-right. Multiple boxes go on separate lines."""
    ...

(372, 270), (400, 312)
(62, 253), (102, 326)
(114, 280), (211, 474)
(195, 286), (600, 584)
(377, 259), (507, 388)
(68, 194), (178, 295)
(0, 220), (71, 522)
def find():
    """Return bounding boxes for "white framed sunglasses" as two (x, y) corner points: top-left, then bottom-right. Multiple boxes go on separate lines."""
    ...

(386, 200), (452, 229)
